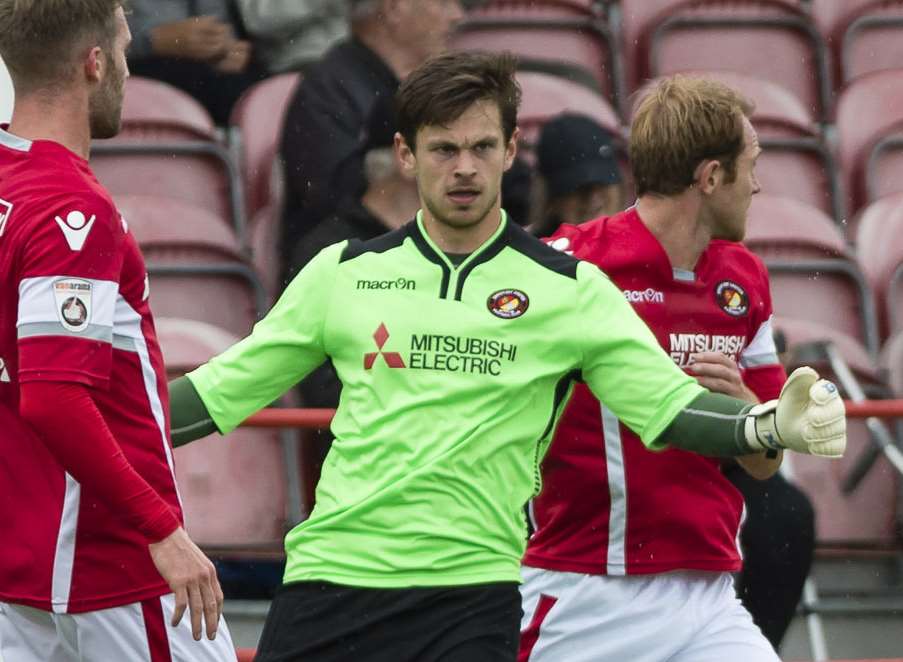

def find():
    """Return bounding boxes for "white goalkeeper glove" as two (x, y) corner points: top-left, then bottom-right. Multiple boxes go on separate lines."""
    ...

(744, 367), (846, 458)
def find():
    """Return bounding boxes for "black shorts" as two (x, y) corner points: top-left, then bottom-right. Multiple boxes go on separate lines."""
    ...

(254, 580), (522, 662)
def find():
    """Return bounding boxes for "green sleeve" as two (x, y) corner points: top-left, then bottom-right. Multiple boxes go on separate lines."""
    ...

(168, 376), (218, 447)
(576, 263), (706, 448)
(185, 242), (342, 434)
(658, 391), (757, 456)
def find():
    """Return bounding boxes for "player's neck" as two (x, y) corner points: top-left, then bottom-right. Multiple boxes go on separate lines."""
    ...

(8, 92), (92, 160)
(636, 194), (712, 271)
(420, 203), (503, 254)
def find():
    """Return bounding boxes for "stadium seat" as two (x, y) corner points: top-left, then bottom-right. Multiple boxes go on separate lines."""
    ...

(115, 194), (266, 337)
(158, 317), (290, 550)
(91, 77), (245, 235)
(774, 317), (898, 546)
(248, 203), (283, 300)
(744, 194), (880, 354)
(836, 0), (903, 84)
(880, 329), (903, 396)
(229, 73), (301, 220)
(515, 70), (622, 149)
(855, 192), (903, 338)
(628, 0), (832, 121)
(835, 69), (903, 215)
(451, 0), (623, 109)
(634, 71), (841, 220)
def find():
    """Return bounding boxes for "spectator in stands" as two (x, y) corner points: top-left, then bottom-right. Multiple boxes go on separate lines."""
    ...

(127, 0), (267, 124)
(288, 96), (419, 472)
(530, 113), (625, 237)
(279, 0), (464, 271)
(234, 0), (348, 73)
(530, 111), (814, 654)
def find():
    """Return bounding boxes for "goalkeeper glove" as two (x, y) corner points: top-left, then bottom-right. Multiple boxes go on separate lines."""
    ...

(744, 367), (846, 458)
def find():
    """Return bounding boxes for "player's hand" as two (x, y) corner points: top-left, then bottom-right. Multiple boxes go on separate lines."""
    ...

(687, 352), (758, 403)
(744, 367), (846, 458)
(214, 39), (252, 73)
(151, 16), (232, 62)
(148, 527), (223, 641)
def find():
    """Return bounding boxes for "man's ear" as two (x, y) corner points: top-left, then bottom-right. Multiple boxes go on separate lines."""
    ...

(694, 158), (722, 195)
(84, 46), (103, 84)
(503, 127), (519, 172)
(395, 131), (416, 177)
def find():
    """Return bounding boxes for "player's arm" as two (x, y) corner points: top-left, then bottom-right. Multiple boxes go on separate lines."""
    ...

(169, 242), (342, 444)
(577, 265), (845, 459)
(687, 351), (782, 479)
(16, 198), (221, 640)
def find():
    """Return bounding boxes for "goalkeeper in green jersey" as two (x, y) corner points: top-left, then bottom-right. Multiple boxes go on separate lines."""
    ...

(168, 51), (846, 662)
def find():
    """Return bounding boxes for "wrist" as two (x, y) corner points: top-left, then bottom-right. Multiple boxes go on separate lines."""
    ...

(743, 400), (784, 452)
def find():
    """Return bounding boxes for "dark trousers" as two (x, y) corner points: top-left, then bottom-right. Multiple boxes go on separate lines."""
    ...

(727, 467), (816, 649)
(255, 581), (522, 662)
(128, 58), (267, 126)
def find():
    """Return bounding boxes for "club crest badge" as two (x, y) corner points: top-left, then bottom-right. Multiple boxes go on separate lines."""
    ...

(487, 289), (529, 319)
(715, 280), (749, 317)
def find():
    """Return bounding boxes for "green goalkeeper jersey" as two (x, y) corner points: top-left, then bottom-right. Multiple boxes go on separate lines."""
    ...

(187, 212), (704, 588)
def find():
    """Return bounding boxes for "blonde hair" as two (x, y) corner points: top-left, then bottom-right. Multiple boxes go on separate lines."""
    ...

(0, 0), (120, 93)
(630, 75), (754, 196)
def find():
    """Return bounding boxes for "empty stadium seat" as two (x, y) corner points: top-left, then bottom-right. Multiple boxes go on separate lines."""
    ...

(516, 70), (622, 148)
(158, 317), (290, 549)
(744, 194), (880, 354)
(837, 0), (903, 84)
(774, 316), (898, 546)
(116, 194), (265, 336)
(229, 73), (301, 220)
(248, 203), (282, 300)
(856, 193), (903, 338)
(880, 329), (903, 396)
(452, 0), (623, 107)
(628, 0), (831, 120)
(835, 69), (903, 214)
(91, 77), (245, 235)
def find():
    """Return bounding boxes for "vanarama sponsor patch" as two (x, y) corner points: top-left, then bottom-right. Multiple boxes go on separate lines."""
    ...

(53, 278), (93, 332)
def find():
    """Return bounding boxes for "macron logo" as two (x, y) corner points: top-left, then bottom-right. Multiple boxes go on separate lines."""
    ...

(0, 198), (13, 238)
(55, 210), (96, 251)
(624, 288), (665, 304)
(0, 357), (9, 383)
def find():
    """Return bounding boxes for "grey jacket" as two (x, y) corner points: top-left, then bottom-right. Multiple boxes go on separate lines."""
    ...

(128, 0), (237, 60)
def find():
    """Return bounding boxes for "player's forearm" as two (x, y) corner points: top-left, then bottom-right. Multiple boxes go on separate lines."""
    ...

(168, 376), (219, 447)
(656, 391), (757, 457)
(19, 381), (180, 541)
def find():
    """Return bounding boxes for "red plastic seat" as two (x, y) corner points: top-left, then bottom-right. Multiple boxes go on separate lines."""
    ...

(229, 73), (301, 219)
(116, 195), (264, 336)
(516, 70), (622, 148)
(157, 317), (289, 549)
(628, 0), (831, 120)
(774, 317), (897, 546)
(248, 203), (282, 300)
(835, 69), (903, 215)
(836, 0), (903, 84)
(855, 192), (903, 338)
(744, 195), (880, 353)
(91, 77), (243, 234)
(880, 329), (903, 396)
(452, 1), (621, 107)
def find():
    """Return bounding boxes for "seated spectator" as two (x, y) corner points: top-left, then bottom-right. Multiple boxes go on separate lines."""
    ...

(279, 0), (464, 271)
(530, 113), (625, 237)
(235, 0), (348, 74)
(128, 0), (267, 124)
(288, 96), (420, 470)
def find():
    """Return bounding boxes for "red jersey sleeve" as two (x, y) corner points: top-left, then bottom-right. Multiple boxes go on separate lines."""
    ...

(740, 253), (786, 402)
(16, 194), (123, 387)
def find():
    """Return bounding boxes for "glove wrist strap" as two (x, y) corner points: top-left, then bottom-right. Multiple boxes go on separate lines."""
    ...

(744, 401), (784, 452)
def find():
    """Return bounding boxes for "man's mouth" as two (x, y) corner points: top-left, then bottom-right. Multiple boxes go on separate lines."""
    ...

(447, 188), (480, 205)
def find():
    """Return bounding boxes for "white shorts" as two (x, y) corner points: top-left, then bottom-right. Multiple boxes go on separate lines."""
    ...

(519, 566), (779, 662)
(0, 594), (237, 662)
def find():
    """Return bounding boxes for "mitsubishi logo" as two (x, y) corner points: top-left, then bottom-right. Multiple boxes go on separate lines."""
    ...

(364, 323), (406, 369)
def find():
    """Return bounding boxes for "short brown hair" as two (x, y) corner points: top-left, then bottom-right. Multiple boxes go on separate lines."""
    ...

(0, 0), (121, 93)
(630, 75), (754, 196)
(395, 51), (521, 151)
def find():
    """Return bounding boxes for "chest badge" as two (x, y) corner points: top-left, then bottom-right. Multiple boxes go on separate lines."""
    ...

(487, 289), (529, 319)
(715, 280), (749, 317)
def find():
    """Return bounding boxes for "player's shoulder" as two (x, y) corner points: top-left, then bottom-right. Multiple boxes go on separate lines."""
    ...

(505, 222), (580, 280)
(544, 208), (647, 264)
(707, 239), (769, 280)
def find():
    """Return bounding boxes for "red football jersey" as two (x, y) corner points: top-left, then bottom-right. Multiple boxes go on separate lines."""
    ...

(524, 207), (786, 576)
(0, 130), (182, 613)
